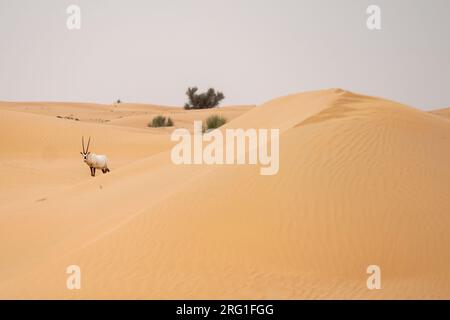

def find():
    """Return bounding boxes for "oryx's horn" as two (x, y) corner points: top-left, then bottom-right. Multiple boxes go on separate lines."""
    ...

(82, 136), (85, 153)
(86, 136), (91, 153)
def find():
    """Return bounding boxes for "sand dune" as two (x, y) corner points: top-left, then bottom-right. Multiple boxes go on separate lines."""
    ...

(109, 105), (254, 131)
(0, 101), (254, 130)
(431, 107), (450, 120)
(0, 89), (449, 299)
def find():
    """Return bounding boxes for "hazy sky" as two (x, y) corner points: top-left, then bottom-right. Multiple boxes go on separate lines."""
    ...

(1, 0), (449, 110)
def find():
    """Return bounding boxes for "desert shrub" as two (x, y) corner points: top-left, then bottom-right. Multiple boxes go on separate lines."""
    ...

(56, 115), (79, 121)
(148, 115), (173, 127)
(205, 115), (227, 131)
(149, 115), (167, 127)
(184, 87), (225, 109)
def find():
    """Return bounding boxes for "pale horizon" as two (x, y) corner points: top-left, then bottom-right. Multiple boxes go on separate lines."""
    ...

(1, 0), (450, 110)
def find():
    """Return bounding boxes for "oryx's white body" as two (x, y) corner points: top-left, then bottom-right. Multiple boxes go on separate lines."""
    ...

(85, 153), (109, 170)
(80, 137), (110, 177)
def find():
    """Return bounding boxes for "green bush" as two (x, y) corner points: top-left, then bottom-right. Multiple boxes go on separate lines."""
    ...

(184, 87), (225, 109)
(149, 116), (174, 127)
(205, 115), (227, 131)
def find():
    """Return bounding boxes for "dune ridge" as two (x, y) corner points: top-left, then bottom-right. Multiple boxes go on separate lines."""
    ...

(431, 107), (450, 120)
(0, 89), (449, 299)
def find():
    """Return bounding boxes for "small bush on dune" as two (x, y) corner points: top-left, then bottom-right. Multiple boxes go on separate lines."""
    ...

(204, 115), (227, 131)
(184, 87), (225, 109)
(148, 115), (174, 127)
(150, 115), (166, 127)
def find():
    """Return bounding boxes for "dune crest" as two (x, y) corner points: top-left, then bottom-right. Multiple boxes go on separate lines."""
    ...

(431, 107), (450, 120)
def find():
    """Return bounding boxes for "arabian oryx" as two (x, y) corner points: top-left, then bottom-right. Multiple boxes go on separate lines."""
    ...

(80, 136), (110, 177)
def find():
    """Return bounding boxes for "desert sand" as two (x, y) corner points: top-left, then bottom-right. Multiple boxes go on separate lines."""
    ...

(431, 107), (450, 120)
(0, 89), (449, 299)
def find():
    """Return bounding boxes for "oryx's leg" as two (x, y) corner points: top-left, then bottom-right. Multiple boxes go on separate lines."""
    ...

(92, 168), (96, 177)
(102, 168), (106, 174)
(89, 167), (93, 176)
